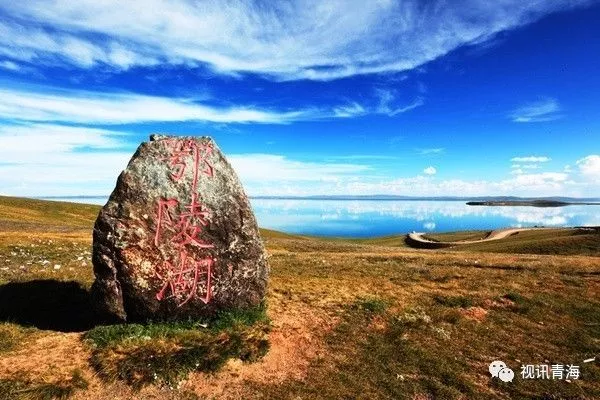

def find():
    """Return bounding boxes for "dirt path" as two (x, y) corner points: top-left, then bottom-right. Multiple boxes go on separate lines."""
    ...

(407, 227), (552, 247)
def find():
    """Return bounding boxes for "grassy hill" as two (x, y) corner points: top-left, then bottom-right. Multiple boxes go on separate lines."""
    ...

(0, 196), (598, 399)
(421, 228), (600, 256)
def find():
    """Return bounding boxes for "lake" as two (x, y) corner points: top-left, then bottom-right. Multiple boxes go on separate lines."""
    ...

(39, 197), (600, 238)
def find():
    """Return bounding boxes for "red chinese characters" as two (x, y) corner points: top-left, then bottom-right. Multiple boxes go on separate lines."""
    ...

(153, 139), (216, 306)
(155, 250), (214, 306)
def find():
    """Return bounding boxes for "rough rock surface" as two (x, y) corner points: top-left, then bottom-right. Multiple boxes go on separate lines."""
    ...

(91, 135), (269, 322)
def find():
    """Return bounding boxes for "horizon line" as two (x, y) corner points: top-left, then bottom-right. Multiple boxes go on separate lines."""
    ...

(16, 194), (600, 201)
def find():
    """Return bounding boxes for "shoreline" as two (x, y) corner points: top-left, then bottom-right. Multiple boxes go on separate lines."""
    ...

(405, 226), (600, 249)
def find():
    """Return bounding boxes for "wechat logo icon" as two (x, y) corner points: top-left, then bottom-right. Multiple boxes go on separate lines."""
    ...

(489, 360), (514, 383)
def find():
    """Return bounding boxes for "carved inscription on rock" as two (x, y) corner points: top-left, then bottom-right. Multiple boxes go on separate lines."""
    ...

(153, 139), (215, 307)
(91, 135), (269, 322)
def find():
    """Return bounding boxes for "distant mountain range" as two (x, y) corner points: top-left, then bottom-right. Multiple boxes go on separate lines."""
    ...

(34, 195), (600, 204)
(251, 195), (600, 202)
(466, 199), (600, 207)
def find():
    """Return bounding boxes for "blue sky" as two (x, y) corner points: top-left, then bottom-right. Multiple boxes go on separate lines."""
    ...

(0, 0), (599, 197)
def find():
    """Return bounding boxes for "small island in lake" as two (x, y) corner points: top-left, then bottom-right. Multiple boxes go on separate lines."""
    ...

(466, 199), (600, 207)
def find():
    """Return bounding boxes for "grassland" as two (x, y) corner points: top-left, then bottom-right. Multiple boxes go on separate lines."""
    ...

(421, 228), (600, 256)
(422, 230), (492, 243)
(0, 195), (598, 399)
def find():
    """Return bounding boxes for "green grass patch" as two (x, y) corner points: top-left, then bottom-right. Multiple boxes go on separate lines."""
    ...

(503, 291), (525, 303)
(351, 297), (388, 314)
(433, 294), (475, 308)
(84, 304), (271, 388)
(423, 230), (490, 242)
(500, 292), (533, 314)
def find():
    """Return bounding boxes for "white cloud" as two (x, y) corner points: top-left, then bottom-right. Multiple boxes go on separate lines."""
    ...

(0, 86), (317, 124)
(0, 20), (159, 69)
(0, 85), (428, 124)
(332, 103), (366, 118)
(510, 98), (562, 122)
(0, 1), (592, 80)
(0, 60), (20, 71)
(375, 89), (424, 116)
(341, 172), (579, 197)
(3, 137), (599, 197)
(229, 154), (370, 183)
(333, 89), (424, 119)
(0, 123), (125, 157)
(386, 98), (424, 116)
(327, 155), (398, 161)
(510, 156), (551, 163)
(511, 163), (543, 171)
(510, 172), (568, 185)
(237, 166), (600, 197)
(419, 148), (445, 155)
(423, 166), (437, 175)
(226, 153), (377, 197)
(0, 82), (432, 125)
(577, 155), (600, 181)
(0, 123), (131, 196)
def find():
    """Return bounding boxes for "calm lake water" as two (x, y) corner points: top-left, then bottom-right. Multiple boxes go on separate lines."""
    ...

(40, 197), (600, 238)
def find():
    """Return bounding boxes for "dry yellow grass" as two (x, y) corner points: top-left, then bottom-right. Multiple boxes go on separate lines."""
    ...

(0, 196), (599, 399)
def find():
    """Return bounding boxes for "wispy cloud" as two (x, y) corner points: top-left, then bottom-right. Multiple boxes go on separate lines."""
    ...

(3, 128), (598, 198)
(0, 1), (592, 80)
(229, 154), (370, 182)
(332, 102), (366, 118)
(0, 85), (426, 125)
(327, 155), (398, 161)
(418, 148), (445, 155)
(227, 156), (574, 197)
(0, 60), (20, 71)
(227, 154), (372, 195)
(510, 98), (562, 122)
(0, 86), (322, 125)
(374, 89), (424, 116)
(0, 127), (370, 196)
(0, 123), (131, 196)
(332, 89), (424, 119)
(241, 169), (592, 197)
(0, 20), (159, 70)
(511, 163), (540, 169)
(0, 123), (126, 157)
(224, 152), (600, 197)
(510, 156), (551, 163)
(343, 172), (576, 197)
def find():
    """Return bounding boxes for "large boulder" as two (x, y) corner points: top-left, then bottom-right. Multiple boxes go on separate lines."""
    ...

(91, 134), (269, 322)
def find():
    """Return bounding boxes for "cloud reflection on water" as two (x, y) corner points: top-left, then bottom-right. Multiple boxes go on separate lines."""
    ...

(251, 199), (600, 237)
(40, 197), (599, 238)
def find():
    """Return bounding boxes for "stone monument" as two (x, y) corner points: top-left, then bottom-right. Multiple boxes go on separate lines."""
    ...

(91, 134), (269, 322)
